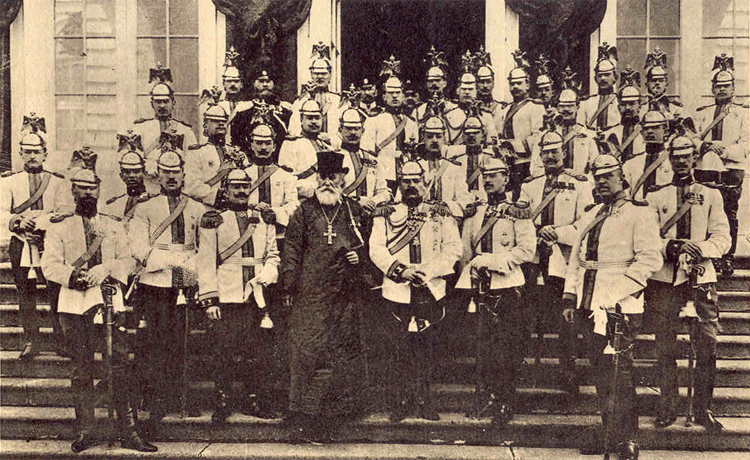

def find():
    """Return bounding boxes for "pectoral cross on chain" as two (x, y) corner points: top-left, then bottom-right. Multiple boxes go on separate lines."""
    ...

(324, 224), (337, 245)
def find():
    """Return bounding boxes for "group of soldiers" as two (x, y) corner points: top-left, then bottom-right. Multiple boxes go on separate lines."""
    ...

(1, 40), (746, 459)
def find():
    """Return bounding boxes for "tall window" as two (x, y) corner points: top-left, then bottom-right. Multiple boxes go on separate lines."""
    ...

(136, 0), (199, 135)
(616, 0), (681, 95)
(54, 0), (118, 155)
(53, 0), (200, 164)
(702, 0), (749, 99)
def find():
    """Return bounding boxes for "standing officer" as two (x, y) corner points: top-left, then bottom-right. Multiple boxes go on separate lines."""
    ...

(105, 137), (151, 223)
(497, 50), (545, 197)
(40, 168), (156, 453)
(533, 54), (555, 109)
(645, 133), (730, 431)
(279, 100), (332, 200)
(445, 68), (498, 145)
(289, 42), (341, 137)
(412, 46), (458, 129)
(473, 46), (507, 133)
(132, 63), (197, 176)
(522, 130), (594, 393)
(337, 107), (392, 211)
(1, 116), (70, 359)
(603, 67), (646, 163)
(695, 53), (748, 276)
(530, 69), (599, 177)
(455, 156), (536, 427)
(184, 103), (248, 207)
(197, 169), (281, 423)
(130, 149), (205, 423)
(622, 106), (674, 202)
(369, 160), (462, 422)
(580, 43), (620, 131)
(562, 154), (663, 458)
(644, 47), (682, 120)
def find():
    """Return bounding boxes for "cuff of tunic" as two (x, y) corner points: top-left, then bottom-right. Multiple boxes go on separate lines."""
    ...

(387, 261), (406, 282)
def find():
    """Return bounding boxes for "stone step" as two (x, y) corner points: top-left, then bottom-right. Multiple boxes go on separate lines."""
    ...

(1, 408), (748, 451)
(718, 269), (750, 291)
(2, 377), (749, 416)
(0, 284), (49, 305)
(719, 291), (750, 312)
(4, 350), (749, 389)
(2, 442), (748, 460)
(2, 326), (749, 359)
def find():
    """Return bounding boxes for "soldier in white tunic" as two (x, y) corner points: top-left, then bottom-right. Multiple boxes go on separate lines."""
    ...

(455, 156), (536, 427)
(369, 160), (462, 423)
(40, 169), (156, 454)
(622, 107), (674, 203)
(645, 133), (730, 431)
(603, 67), (647, 163)
(579, 43), (620, 131)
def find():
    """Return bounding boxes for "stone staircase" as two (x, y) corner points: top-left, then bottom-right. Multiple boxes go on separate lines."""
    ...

(1, 260), (749, 456)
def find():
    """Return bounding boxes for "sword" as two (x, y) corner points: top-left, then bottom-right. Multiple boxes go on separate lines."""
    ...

(100, 282), (117, 447)
(682, 260), (705, 426)
(603, 310), (624, 460)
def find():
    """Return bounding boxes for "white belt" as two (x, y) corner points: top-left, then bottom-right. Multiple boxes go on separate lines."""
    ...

(221, 257), (265, 266)
(152, 243), (195, 251)
(578, 259), (634, 270)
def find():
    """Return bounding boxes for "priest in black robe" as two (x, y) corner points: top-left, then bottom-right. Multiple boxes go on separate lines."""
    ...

(281, 150), (372, 441)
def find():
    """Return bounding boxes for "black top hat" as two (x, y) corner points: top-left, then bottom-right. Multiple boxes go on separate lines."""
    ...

(316, 150), (349, 175)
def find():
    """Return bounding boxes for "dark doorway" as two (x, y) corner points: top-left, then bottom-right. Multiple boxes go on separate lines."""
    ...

(340, 0), (485, 99)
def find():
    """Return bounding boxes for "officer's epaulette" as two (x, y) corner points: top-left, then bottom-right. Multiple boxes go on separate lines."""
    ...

(285, 135), (301, 141)
(669, 98), (683, 107)
(530, 98), (546, 105)
(44, 169), (65, 179)
(100, 212), (122, 222)
(580, 94), (593, 102)
(428, 201), (452, 217)
(141, 192), (160, 202)
(200, 210), (223, 229)
(696, 104), (716, 112)
(106, 193), (126, 205)
(645, 183), (671, 195)
(372, 202), (395, 217)
(173, 118), (192, 128)
(624, 151), (644, 161)
(49, 212), (74, 223)
(133, 117), (153, 124)
(627, 199), (649, 207)
(280, 101), (293, 110)
(506, 201), (531, 219)
(562, 170), (588, 181)
(0, 170), (19, 178)
(188, 143), (206, 150)
(275, 163), (294, 173)
(733, 101), (750, 109)
(523, 173), (545, 184)
(583, 202), (601, 212)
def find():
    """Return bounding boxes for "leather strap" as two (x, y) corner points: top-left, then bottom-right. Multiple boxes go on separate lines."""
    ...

(218, 216), (258, 264)
(530, 188), (562, 222)
(620, 125), (642, 153)
(630, 150), (670, 199)
(12, 173), (51, 214)
(466, 164), (482, 188)
(72, 233), (105, 269)
(586, 94), (616, 129)
(375, 115), (409, 153)
(388, 217), (427, 256)
(659, 196), (694, 238)
(422, 159), (452, 200)
(296, 138), (325, 180)
(699, 106), (730, 140)
(502, 99), (531, 134)
(342, 154), (370, 196)
(149, 197), (188, 246)
(248, 164), (279, 195)
(576, 207), (610, 249)
(471, 205), (508, 251)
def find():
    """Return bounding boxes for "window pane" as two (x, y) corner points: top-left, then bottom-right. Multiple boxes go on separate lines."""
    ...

(137, 38), (167, 94)
(650, 0), (680, 36)
(616, 38), (647, 73)
(735, 38), (749, 94)
(56, 39), (85, 94)
(86, 38), (117, 94)
(702, 38), (733, 92)
(170, 38), (199, 93)
(703, 0), (736, 36)
(56, 96), (86, 153)
(85, 0), (116, 36)
(138, 0), (166, 35)
(650, 39), (680, 92)
(737, 0), (749, 35)
(55, 0), (83, 36)
(86, 96), (118, 148)
(618, 0), (647, 36)
(170, 0), (199, 35)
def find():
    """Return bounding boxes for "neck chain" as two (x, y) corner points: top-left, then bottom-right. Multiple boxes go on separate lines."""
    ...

(319, 200), (342, 245)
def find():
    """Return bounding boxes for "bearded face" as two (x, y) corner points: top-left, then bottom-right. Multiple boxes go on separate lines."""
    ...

(315, 172), (345, 206)
(73, 184), (100, 217)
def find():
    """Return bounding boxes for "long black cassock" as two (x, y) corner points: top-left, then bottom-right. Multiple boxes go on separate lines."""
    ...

(281, 195), (372, 417)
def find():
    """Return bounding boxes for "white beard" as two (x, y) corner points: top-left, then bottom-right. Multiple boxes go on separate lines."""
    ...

(315, 187), (342, 206)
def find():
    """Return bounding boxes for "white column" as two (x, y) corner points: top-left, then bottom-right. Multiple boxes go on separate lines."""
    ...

(297, 0), (334, 93)
(590, 0), (617, 94)
(198, 0), (218, 93)
(680, 0), (702, 114)
(23, 0), (57, 170)
(216, 10), (226, 87)
(10, 3), (25, 171)
(485, 0), (519, 101)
